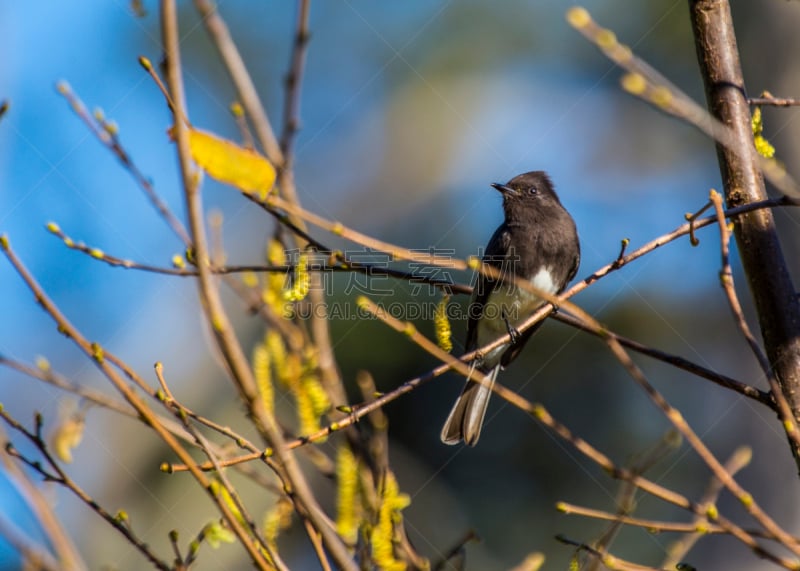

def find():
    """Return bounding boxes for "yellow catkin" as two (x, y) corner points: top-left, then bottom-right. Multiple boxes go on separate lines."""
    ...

(300, 349), (330, 418)
(241, 270), (258, 288)
(263, 497), (293, 548)
(569, 555), (580, 571)
(751, 107), (776, 158)
(515, 553), (545, 571)
(210, 481), (245, 526)
(266, 331), (289, 386)
(283, 353), (303, 387)
(204, 521), (236, 549)
(335, 444), (362, 545)
(290, 352), (325, 432)
(284, 251), (310, 302)
(294, 378), (319, 436)
(252, 343), (274, 416)
(267, 239), (285, 265)
(752, 106), (764, 134)
(263, 240), (292, 317)
(433, 295), (453, 353)
(370, 472), (411, 571)
(303, 374), (331, 418)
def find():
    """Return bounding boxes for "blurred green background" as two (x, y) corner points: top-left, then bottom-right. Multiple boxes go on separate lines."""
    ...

(2, 1), (800, 569)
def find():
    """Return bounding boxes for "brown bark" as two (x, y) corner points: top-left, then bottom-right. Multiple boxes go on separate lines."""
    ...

(689, 0), (800, 469)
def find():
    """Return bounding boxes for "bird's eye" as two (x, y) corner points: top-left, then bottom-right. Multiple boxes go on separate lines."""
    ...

(528, 186), (538, 195)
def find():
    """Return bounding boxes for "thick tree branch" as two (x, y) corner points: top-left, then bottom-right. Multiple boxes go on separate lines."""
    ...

(689, 0), (800, 469)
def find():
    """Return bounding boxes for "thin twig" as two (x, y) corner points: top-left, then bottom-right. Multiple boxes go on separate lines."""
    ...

(50, 183), (785, 413)
(551, 313), (772, 407)
(46, 219), (465, 293)
(165, 196), (794, 472)
(255, 193), (788, 413)
(1, 234), (275, 566)
(586, 431), (681, 571)
(356, 370), (390, 477)
(176, 407), (287, 570)
(280, 0), (311, 162)
(1, 354), (281, 492)
(56, 81), (190, 245)
(662, 445), (753, 567)
(688, 1), (800, 444)
(358, 291), (800, 566)
(302, 519), (333, 571)
(260, 193), (470, 269)
(555, 534), (664, 571)
(566, 7), (800, 198)
(1, 410), (172, 571)
(0, 434), (86, 570)
(1, 355), (137, 416)
(709, 190), (800, 452)
(540, 282), (800, 557)
(535, 407), (795, 568)
(0, 510), (62, 571)
(685, 200), (712, 247)
(612, 238), (629, 268)
(160, 6), (353, 566)
(431, 531), (478, 571)
(748, 91), (800, 107)
(561, 502), (720, 535)
(47, 192), (776, 410)
(192, 0), (282, 163)
(257, 184), (796, 309)
(560, 498), (800, 545)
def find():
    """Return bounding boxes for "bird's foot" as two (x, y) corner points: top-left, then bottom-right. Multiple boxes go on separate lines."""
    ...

(502, 311), (521, 344)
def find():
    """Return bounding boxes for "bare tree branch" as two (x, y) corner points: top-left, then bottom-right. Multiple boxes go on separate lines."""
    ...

(689, 0), (800, 470)
(160, 3), (355, 567)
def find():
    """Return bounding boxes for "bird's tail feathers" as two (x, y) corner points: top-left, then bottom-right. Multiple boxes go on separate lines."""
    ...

(440, 364), (500, 446)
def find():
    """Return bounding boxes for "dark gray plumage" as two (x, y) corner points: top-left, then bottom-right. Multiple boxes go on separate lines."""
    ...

(441, 171), (580, 446)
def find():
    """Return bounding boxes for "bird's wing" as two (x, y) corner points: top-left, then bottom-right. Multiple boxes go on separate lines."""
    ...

(565, 236), (581, 286)
(465, 225), (510, 352)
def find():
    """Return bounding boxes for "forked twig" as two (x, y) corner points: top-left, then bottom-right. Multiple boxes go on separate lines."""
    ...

(708, 190), (800, 452)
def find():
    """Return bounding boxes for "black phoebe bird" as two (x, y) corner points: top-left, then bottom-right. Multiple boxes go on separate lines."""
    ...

(441, 171), (580, 446)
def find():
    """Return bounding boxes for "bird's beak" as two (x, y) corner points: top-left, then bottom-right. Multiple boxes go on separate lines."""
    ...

(491, 182), (517, 196)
